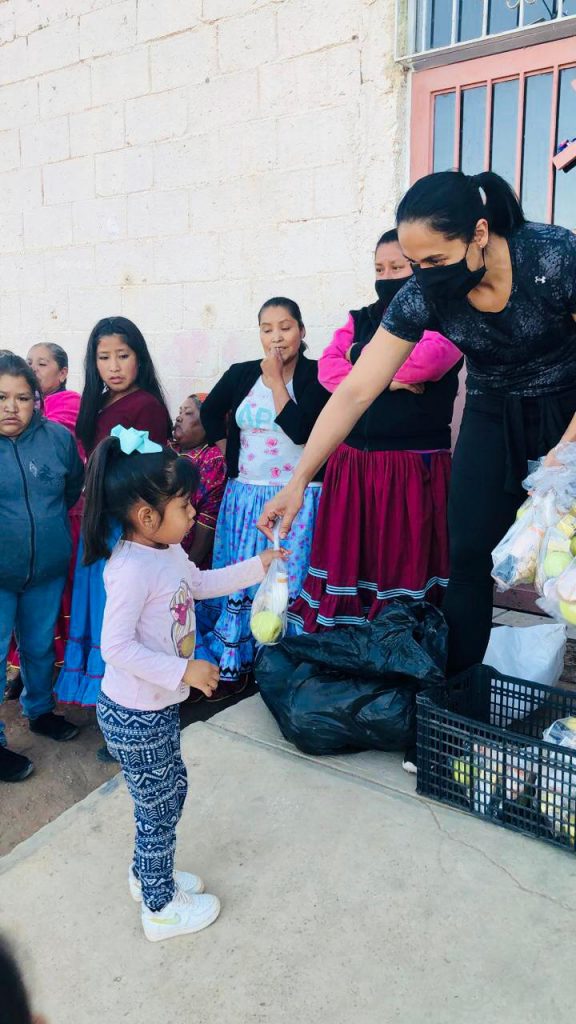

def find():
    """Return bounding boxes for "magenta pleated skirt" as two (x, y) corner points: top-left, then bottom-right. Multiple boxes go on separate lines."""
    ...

(288, 444), (451, 633)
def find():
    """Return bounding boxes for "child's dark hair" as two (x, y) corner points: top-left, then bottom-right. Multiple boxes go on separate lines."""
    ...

(0, 351), (43, 410)
(396, 170), (525, 242)
(258, 297), (307, 352)
(30, 342), (69, 390)
(82, 436), (199, 564)
(76, 316), (171, 453)
(0, 937), (34, 1024)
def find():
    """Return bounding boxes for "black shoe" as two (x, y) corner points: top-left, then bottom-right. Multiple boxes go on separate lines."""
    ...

(0, 746), (34, 782)
(5, 675), (23, 700)
(29, 712), (79, 742)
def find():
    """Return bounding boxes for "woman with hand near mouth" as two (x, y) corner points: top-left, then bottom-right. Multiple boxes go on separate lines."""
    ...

(56, 318), (171, 717)
(198, 298), (329, 697)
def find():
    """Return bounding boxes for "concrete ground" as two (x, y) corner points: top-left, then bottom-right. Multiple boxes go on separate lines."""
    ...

(2, 693), (576, 1024)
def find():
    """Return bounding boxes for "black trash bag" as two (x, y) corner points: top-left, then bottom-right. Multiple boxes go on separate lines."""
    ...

(256, 600), (448, 756)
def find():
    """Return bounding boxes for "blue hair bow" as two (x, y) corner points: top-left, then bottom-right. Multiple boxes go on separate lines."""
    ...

(110, 425), (163, 455)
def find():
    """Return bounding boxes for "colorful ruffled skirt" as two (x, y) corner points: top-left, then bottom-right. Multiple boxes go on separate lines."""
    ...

(288, 445), (451, 632)
(200, 478), (321, 686)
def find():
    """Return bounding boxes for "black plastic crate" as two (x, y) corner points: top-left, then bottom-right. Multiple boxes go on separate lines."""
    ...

(416, 665), (576, 852)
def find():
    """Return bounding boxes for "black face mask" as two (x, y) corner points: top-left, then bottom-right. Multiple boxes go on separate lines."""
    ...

(375, 277), (409, 306)
(412, 245), (486, 301)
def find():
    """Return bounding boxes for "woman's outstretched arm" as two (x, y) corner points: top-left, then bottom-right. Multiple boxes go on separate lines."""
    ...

(257, 327), (415, 539)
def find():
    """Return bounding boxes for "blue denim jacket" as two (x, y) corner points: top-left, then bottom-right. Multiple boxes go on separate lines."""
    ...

(1, 413), (84, 592)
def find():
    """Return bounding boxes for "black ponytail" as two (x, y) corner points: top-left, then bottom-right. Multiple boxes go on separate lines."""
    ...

(82, 437), (199, 565)
(396, 170), (525, 242)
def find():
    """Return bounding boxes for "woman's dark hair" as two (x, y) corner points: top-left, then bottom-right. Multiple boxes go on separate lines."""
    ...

(396, 170), (525, 242)
(76, 316), (171, 453)
(0, 350), (43, 410)
(0, 937), (34, 1024)
(30, 342), (69, 391)
(82, 437), (199, 564)
(375, 228), (399, 249)
(257, 297), (307, 352)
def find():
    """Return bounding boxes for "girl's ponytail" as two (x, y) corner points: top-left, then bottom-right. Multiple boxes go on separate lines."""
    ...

(82, 436), (122, 565)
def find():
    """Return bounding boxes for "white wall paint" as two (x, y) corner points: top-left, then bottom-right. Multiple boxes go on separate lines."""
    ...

(0, 0), (408, 411)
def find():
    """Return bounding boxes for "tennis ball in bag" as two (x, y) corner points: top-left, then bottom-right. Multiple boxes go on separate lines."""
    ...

(543, 551), (572, 578)
(452, 758), (472, 788)
(559, 599), (576, 625)
(251, 610), (283, 644)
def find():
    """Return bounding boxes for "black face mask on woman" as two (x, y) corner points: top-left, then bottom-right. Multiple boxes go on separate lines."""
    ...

(375, 277), (409, 306)
(411, 245), (486, 301)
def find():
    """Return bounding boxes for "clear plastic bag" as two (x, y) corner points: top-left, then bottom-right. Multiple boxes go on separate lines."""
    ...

(537, 558), (576, 624)
(250, 525), (289, 646)
(535, 524), (575, 593)
(491, 443), (576, 593)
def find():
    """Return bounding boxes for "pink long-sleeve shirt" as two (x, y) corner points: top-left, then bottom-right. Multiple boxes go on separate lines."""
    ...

(318, 313), (461, 393)
(101, 540), (264, 710)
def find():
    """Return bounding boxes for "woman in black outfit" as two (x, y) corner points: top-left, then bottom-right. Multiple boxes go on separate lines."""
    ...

(258, 171), (576, 675)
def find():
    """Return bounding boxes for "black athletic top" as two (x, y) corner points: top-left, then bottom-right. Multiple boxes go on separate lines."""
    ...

(382, 222), (576, 398)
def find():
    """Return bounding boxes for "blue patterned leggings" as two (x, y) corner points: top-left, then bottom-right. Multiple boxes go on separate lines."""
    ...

(97, 692), (187, 912)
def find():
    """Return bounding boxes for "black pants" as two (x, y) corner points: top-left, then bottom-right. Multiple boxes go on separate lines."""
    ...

(443, 390), (576, 675)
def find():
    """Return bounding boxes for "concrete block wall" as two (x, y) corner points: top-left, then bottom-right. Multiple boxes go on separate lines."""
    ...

(0, 0), (408, 409)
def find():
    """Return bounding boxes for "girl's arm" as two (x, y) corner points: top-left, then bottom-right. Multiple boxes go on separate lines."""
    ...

(201, 367), (237, 444)
(101, 565), (188, 691)
(258, 327), (415, 538)
(189, 556), (265, 600)
(318, 315), (356, 393)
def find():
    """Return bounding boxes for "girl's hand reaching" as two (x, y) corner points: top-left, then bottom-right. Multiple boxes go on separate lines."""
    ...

(259, 546), (290, 571)
(183, 659), (220, 697)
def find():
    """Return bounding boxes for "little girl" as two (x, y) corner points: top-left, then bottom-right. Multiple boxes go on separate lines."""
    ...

(56, 317), (172, 715)
(0, 352), (84, 783)
(83, 426), (285, 942)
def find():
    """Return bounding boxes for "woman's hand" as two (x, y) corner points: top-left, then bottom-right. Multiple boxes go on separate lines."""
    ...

(543, 444), (564, 468)
(257, 478), (306, 540)
(182, 659), (220, 697)
(259, 546), (291, 570)
(389, 380), (425, 395)
(260, 348), (285, 387)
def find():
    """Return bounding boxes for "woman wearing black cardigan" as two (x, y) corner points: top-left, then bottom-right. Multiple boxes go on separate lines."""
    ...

(199, 297), (329, 694)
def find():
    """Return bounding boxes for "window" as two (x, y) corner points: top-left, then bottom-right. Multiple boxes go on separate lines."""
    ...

(397, 0), (576, 66)
(411, 38), (576, 227)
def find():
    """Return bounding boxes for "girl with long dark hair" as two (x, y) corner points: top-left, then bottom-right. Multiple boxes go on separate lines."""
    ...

(84, 430), (284, 940)
(258, 171), (576, 679)
(56, 318), (171, 713)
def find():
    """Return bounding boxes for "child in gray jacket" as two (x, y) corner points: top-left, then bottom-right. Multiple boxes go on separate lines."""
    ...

(0, 352), (84, 782)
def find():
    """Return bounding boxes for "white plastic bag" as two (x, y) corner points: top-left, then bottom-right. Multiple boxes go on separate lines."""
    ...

(484, 623), (567, 725)
(250, 525), (289, 646)
(491, 443), (576, 593)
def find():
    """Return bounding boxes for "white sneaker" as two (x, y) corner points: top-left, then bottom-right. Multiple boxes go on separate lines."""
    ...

(142, 889), (221, 942)
(129, 866), (205, 902)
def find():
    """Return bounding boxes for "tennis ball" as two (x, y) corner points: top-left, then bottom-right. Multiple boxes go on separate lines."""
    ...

(570, 536), (576, 557)
(558, 599), (576, 625)
(516, 504), (529, 520)
(543, 551), (573, 578)
(452, 758), (471, 787)
(251, 610), (283, 644)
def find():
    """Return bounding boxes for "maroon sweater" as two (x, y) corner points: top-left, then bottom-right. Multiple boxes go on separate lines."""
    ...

(92, 390), (171, 454)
